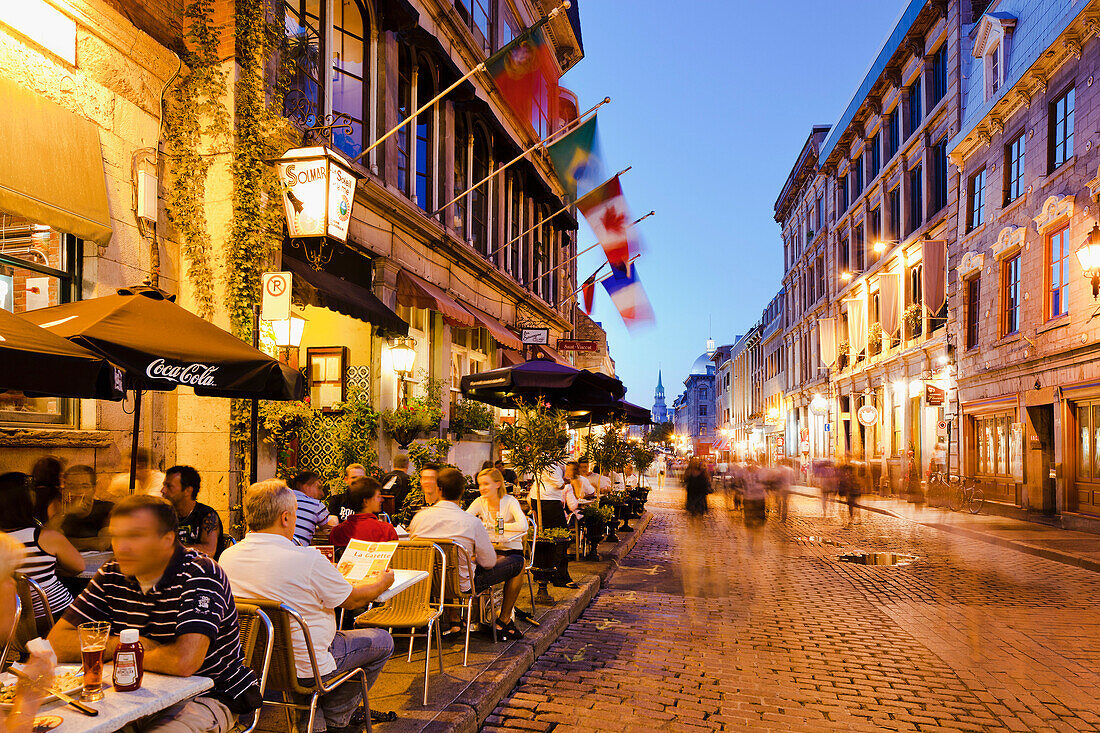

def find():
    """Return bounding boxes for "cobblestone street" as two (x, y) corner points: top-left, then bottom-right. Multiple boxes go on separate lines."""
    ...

(488, 485), (1100, 732)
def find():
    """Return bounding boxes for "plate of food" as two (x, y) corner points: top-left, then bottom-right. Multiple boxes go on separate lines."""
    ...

(0, 665), (83, 710)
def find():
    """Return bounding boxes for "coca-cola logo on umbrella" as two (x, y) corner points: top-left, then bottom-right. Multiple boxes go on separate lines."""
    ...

(145, 358), (219, 387)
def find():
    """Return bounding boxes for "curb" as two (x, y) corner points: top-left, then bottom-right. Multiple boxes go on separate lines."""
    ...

(429, 510), (654, 733)
(790, 487), (1100, 574)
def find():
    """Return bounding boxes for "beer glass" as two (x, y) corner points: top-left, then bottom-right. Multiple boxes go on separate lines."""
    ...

(77, 621), (111, 701)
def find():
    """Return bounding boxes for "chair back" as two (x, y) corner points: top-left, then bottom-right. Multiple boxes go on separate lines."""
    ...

(0, 595), (20, 670)
(233, 602), (273, 733)
(524, 520), (538, 572)
(430, 539), (476, 601)
(10, 575), (52, 657)
(234, 598), (323, 697)
(357, 540), (444, 629)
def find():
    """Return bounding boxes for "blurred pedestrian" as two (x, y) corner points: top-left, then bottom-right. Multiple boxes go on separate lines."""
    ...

(741, 461), (766, 529)
(905, 448), (923, 505)
(683, 458), (710, 519)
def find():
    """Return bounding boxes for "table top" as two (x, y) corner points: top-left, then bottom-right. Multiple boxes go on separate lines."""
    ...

(39, 665), (212, 733)
(490, 529), (527, 547)
(372, 569), (429, 604)
(77, 551), (113, 579)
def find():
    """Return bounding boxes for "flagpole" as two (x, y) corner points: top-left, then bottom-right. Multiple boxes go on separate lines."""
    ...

(549, 211), (653, 278)
(487, 166), (632, 259)
(431, 96), (610, 217)
(349, 1), (572, 165)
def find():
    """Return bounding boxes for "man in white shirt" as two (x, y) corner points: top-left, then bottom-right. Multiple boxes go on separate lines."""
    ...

(623, 464), (639, 489)
(220, 480), (395, 733)
(575, 461), (598, 499)
(408, 468), (525, 640)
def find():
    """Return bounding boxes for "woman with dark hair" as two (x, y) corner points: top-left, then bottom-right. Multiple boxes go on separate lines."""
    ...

(30, 456), (63, 526)
(0, 472), (84, 618)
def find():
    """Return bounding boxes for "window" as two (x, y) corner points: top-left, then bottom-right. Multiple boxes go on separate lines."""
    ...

(930, 136), (948, 214)
(908, 163), (923, 234)
(284, 0), (323, 125)
(471, 127), (490, 253)
(888, 186), (900, 242)
(870, 132), (881, 178)
(330, 0), (367, 159)
(815, 196), (823, 232)
(1049, 224), (1070, 319)
(910, 263), (923, 338)
(869, 206), (881, 254)
(975, 413), (1014, 477)
(817, 255), (826, 298)
(967, 168), (986, 231)
(414, 60), (435, 211)
(1077, 402), (1100, 486)
(966, 277), (980, 349)
(1049, 87), (1075, 171)
(906, 76), (922, 139)
(990, 44), (1001, 96)
(839, 176), (848, 212)
(457, 0), (493, 53)
(853, 224), (864, 272)
(887, 110), (899, 158)
(698, 404), (707, 416)
(838, 237), (850, 273)
(396, 45), (412, 195)
(0, 213), (81, 426)
(453, 116), (468, 237)
(450, 328), (488, 407)
(892, 400), (902, 455)
(852, 159), (863, 196)
(931, 44), (947, 105)
(1002, 253), (1020, 335)
(1004, 131), (1025, 205)
(307, 346), (348, 411)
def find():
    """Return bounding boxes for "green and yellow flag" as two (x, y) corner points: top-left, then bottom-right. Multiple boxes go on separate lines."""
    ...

(547, 116), (606, 201)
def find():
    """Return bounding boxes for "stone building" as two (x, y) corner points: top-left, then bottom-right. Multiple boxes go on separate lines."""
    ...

(571, 310), (614, 377)
(778, 0), (963, 486)
(673, 341), (717, 457)
(759, 290), (786, 464)
(0, 0), (589, 521)
(948, 0), (1100, 522)
(709, 345), (733, 459)
(729, 327), (760, 459)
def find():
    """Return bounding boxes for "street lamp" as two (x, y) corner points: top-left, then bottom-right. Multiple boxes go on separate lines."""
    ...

(271, 312), (307, 364)
(1076, 221), (1100, 299)
(391, 337), (416, 406)
(277, 146), (360, 269)
(840, 271), (852, 282)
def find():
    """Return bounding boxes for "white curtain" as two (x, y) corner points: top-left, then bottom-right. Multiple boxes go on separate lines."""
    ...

(846, 298), (867, 356)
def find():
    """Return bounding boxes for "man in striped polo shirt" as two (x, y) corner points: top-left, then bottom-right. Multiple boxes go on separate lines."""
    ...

(290, 471), (338, 546)
(48, 495), (260, 732)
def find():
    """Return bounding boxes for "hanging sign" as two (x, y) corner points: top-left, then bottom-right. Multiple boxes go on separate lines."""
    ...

(521, 328), (549, 345)
(857, 405), (879, 427)
(558, 339), (597, 352)
(926, 384), (946, 405)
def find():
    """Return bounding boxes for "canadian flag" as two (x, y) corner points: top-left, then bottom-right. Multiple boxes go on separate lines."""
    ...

(578, 176), (640, 268)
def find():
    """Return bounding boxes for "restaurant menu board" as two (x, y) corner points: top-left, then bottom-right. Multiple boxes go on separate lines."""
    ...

(336, 540), (397, 581)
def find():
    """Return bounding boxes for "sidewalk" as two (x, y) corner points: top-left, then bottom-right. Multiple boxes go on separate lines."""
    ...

(793, 485), (1100, 573)
(257, 511), (654, 733)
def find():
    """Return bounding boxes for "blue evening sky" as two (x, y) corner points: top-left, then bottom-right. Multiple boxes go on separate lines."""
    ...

(563, 0), (908, 409)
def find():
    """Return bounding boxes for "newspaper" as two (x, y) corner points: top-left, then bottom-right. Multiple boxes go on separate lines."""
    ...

(336, 539), (397, 581)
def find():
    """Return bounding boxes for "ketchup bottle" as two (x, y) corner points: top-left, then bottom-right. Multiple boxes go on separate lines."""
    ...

(113, 629), (144, 691)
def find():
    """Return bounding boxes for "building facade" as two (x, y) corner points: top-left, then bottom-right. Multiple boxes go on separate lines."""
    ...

(0, 0), (590, 522)
(673, 343), (717, 457)
(948, 0), (1100, 520)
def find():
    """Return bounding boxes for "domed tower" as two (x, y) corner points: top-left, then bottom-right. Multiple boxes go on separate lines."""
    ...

(652, 370), (667, 423)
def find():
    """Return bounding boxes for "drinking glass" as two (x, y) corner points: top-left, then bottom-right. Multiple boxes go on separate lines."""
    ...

(77, 621), (111, 701)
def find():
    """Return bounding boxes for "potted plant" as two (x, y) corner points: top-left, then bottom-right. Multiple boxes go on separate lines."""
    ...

(868, 323), (883, 355)
(580, 504), (614, 560)
(449, 398), (495, 439)
(903, 304), (923, 338)
(630, 443), (656, 515)
(531, 526), (574, 602)
(496, 400), (569, 531)
(837, 340), (851, 370)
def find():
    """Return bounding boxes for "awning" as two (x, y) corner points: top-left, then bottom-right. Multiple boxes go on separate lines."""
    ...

(462, 303), (523, 350)
(284, 256), (408, 336)
(499, 348), (524, 367)
(396, 270), (474, 327)
(537, 343), (571, 366)
(0, 77), (111, 245)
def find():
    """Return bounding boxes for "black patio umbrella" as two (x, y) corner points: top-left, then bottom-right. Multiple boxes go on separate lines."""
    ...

(25, 287), (304, 490)
(0, 308), (124, 400)
(459, 357), (625, 410)
(566, 398), (652, 427)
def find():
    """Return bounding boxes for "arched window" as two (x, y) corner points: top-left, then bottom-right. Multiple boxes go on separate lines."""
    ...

(540, 208), (554, 302)
(470, 126), (490, 254)
(505, 171), (520, 275)
(283, 0), (323, 124)
(453, 115), (468, 237)
(414, 57), (435, 211)
(396, 45), (412, 195)
(331, 0), (366, 158)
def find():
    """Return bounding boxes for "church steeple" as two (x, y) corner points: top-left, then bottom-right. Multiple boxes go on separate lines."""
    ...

(652, 370), (667, 423)
(655, 370), (664, 399)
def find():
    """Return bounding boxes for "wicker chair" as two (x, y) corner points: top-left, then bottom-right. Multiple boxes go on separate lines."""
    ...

(432, 539), (496, 666)
(355, 540), (445, 705)
(234, 598), (372, 733)
(232, 602), (274, 733)
(0, 595), (20, 671)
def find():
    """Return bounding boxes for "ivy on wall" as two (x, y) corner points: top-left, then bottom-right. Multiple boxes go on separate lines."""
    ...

(162, 0), (227, 319)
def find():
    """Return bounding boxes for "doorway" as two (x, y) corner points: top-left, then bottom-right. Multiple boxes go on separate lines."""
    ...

(1027, 405), (1055, 514)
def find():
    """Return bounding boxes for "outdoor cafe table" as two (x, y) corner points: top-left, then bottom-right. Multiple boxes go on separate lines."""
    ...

(371, 568), (429, 604)
(38, 664), (212, 733)
(490, 529), (527, 550)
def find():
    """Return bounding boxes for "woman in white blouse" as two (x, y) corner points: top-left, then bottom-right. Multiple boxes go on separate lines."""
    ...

(467, 469), (529, 554)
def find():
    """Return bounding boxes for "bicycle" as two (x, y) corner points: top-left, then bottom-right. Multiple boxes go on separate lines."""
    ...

(926, 470), (957, 506)
(948, 476), (984, 514)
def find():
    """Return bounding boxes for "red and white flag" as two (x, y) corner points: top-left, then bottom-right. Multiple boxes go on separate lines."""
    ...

(578, 176), (641, 268)
(581, 271), (597, 314)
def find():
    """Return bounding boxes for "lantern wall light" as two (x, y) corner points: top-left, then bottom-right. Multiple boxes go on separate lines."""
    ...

(1076, 221), (1100, 299)
(272, 312), (307, 349)
(277, 146), (360, 269)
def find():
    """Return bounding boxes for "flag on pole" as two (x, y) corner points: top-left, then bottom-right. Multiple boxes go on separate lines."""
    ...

(602, 262), (654, 330)
(547, 116), (606, 201)
(486, 26), (559, 131)
(581, 270), (597, 314)
(922, 239), (947, 313)
(578, 176), (642, 268)
(818, 318), (836, 368)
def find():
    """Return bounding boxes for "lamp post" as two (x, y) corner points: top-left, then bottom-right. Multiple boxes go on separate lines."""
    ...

(277, 146), (360, 270)
(391, 337), (416, 406)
